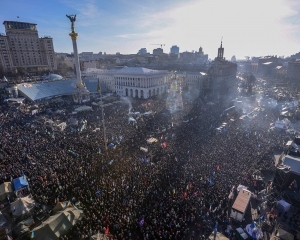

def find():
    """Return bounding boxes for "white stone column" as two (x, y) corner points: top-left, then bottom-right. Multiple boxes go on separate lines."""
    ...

(71, 36), (82, 84)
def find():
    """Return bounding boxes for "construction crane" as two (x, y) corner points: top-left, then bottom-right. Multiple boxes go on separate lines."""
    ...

(150, 44), (165, 48)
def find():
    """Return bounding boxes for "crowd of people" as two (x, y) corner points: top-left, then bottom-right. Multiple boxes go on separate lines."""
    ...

(0, 86), (291, 239)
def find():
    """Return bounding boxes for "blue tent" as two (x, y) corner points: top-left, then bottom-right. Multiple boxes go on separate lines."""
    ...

(13, 177), (29, 191)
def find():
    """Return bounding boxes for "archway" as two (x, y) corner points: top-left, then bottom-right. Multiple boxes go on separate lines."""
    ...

(135, 89), (139, 98)
(164, 86), (167, 92)
(126, 88), (128, 97)
(149, 89), (151, 98)
(130, 89), (133, 97)
(140, 90), (144, 99)
(157, 88), (160, 94)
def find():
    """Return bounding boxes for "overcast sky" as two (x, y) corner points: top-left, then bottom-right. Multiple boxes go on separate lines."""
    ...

(1, 0), (299, 59)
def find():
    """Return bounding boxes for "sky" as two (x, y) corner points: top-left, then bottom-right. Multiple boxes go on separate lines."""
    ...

(0, 0), (299, 60)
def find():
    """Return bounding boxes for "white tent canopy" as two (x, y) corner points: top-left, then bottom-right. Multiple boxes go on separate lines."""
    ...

(10, 194), (35, 217)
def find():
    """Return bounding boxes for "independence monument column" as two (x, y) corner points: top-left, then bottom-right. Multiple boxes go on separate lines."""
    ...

(66, 14), (89, 103)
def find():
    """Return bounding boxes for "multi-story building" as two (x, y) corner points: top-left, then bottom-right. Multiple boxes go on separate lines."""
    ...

(0, 33), (14, 73)
(170, 45), (179, 54)
(207, 41), (237, 96)
(0, 21), (57, 74)
(153, 48), (163, 56)
(138, 48), (147, 55)
(176, 71), (208, 93)
(115, 67), (169, 98)
(83, 66), (169, 98)
(287, 60), (300, 80)
(257, 56), (278, 75)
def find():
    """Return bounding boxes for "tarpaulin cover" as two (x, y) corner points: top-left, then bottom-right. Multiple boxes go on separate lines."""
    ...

(277, 199), (291, 212)
(13, 177), (29, 191)
(32, 208), (82, 240)
(0, 182), (13, 201)
(10, 194), (35, 217)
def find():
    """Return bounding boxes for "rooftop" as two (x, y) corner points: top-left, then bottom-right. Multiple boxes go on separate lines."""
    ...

(283, 155), (300, 174)
(232, 189), (251, 213)
(3, 21), (37, 30)
(3, 21), (37, 26)
(115, 67), (167, 74)
(17, 78), (107, 101)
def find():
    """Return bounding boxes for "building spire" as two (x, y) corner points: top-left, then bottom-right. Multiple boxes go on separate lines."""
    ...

(217, 37), (224, 59)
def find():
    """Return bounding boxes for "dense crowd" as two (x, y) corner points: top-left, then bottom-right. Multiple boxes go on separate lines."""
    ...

(0, 89), (290, 239)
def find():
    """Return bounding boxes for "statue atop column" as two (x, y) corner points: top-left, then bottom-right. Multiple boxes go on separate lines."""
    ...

(66, 14), (76, 33)
(66, 14), (90, 104)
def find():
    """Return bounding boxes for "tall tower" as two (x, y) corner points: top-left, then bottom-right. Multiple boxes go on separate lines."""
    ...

(66, 14), (89, 103)
(217, 40), (224, 59)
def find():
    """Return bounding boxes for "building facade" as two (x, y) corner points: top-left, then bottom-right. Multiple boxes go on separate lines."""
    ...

(207, 42), (237, 96)
(138, 48), (147, 55)
(257, 56), (278, 75)
(153, 48), (163, 56)
(115, 67), (169, 99)
(287, 60), (300, 80)
(170, 45), (179, 54)
(176, 71), (208, 93)
(82, 67), (169, 98)
(0, 33), (14, 73)
(0, 21), (57, 74)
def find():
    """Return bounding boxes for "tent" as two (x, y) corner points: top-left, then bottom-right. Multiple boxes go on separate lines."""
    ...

(32, 208), (82, 240)
(147, 138), (158, 144)
(246, 223), (263, 239)
(274, 120), (288, 129)
(0, 212), (6, 227)
(208, 231), (229, 240)
(274, 229), (294, 240)
(13, 221), (31, 238)
(237, 185), (248, 192)
(74, 106), (92, 113)
(128, 117), (137, 123)
(10, 194), (35, 217)
(277, 199), (291, 212)
(0, 182), (13, 201)
(52, 202), (68, 214)
(90, 232), (112, 240)
(56, 122), (67, 131)
(140, 147), (148, 153)
(13, 176), (29, 191)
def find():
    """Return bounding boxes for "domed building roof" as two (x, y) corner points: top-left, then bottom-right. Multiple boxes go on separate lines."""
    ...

(44, 74), (63, 81)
